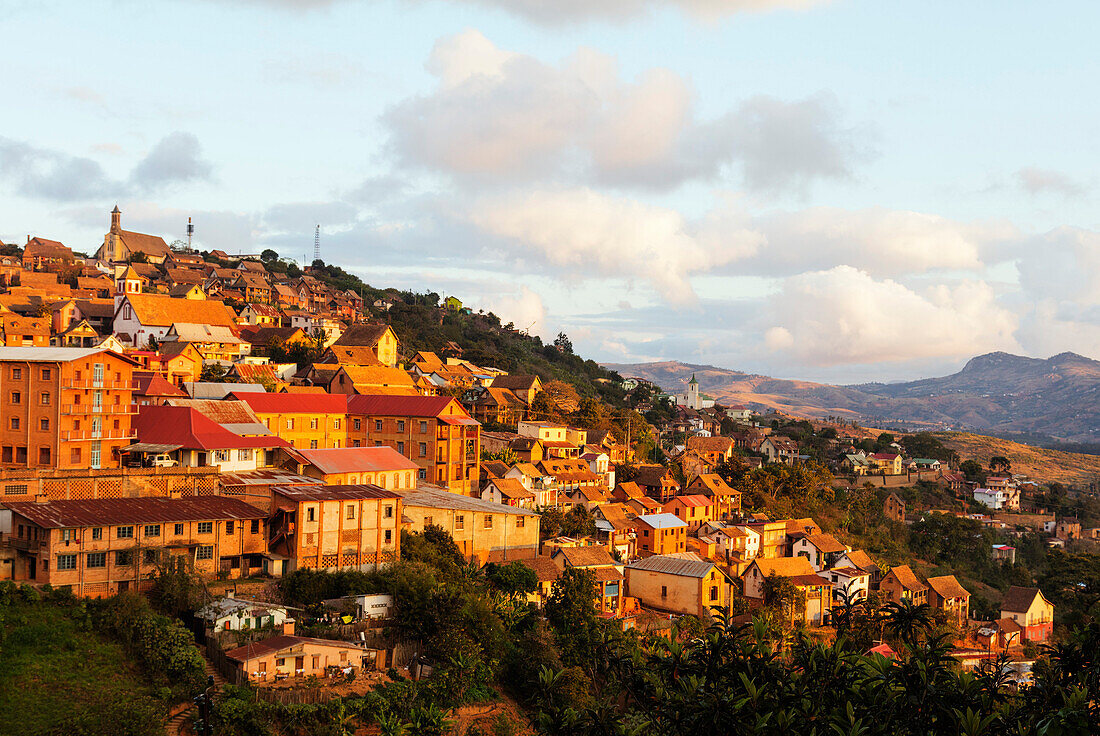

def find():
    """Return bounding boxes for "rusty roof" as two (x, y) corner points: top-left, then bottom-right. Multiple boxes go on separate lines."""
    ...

(220, 469), (322, 487)
(628, 553), (717, 579)
(164, 398), (260, 425)
(223, 635), (366, 662)
(288, 446), (418, 475)
(554, 545), (618, 568)
(271, 484), (402, 502)
(7, 496), (265, 528)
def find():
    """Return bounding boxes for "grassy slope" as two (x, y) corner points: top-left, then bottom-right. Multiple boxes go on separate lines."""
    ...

(0, 599), (163, 735)
(935, 431), (1100, 486)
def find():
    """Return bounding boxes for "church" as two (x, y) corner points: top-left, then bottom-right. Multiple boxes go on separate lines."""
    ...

(95, 206), (172, 264)
(671, 374), (715, 410)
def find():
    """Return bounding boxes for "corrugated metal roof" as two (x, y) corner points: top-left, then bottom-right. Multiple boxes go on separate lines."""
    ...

(134, 405), (291, 451)
(165, 399), (261, 425)
(635, 513), (687, 529)
(220, 469), (322, 486)
(394, 485), (539, 516)
(232, 392), (350, 414)
(0, 346), (133, 363)
(346, 394), (462, 418)
(271, 484), (403, 502)
(223, 635), (366, 662)
(185, 382), (266, 399)
(628, 553), (715, 579)
(6, 496), (266, 528)
(289, 447), (418, 475)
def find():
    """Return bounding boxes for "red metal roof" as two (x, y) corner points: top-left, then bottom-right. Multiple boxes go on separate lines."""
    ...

(6, 496), (266, 528)
(134, 405), (291, 450)
(668, 494), (712, 507)
(346, 394), (465, 418)
(230, 392), (349, 414)
(133, 371), (188, 397)
(288, 447), (418, 475)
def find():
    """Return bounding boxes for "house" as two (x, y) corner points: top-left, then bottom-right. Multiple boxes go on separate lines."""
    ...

(843, 454), (870, 475)
(394, 485), (540, 564)
(925, 575), (970, 628)
(625, 553), (735, 618)
(664, 494), (715, 532)
(1055, 519), (1081, 541)
(684, 436), (736, 465)
(198, 597), (292, 632)
(591, 503), (637, 561)
(880, 564), (928, 605)
(1000, 586), (1054, 643)
(549, 545), (624, 617)
(827, 567), (870, 602)
(0, 347), (137, 470)
(481, 478), (536, 509)
(911, 458), (942, 471)
(130, 404), (289, 471)
(132, 370), (188, 406)
(504, 462), (556, 507)
(868, 453), (903, 475)
(232, 392), (350, 451)
(3, 496), (268, 595)
(0, 313), (50, 347)
(973, 488), (1007, 511)
(942, 472), (968, 495)
(975, 618), (1024, 652)
(268, 484), (403, 573)
(992, 544), (1017, 563)
(517, 555), (561, 607)
(283, 446), (419, 488)
(789, 532), (849, 571)
(633, 464), (681, 503)
(222, 634), (373, 683)
(162, 322), (249, 362)
(517, 421), (581, 458)
(835, 549), (883, 589)
(487, 374), (543, 406)
(884, 492), (906, 523)
(97, 206), (172, 264)
(760, 437), (799, 465)
(113, 287), (239, 348)
(686, 473), (742, 519)
(741, 556), (833, 626)
(330, 324), (399, 367)
(23, 237), (74, 270)
(634, 513), (687, 557)
(346, 395), (480, 495)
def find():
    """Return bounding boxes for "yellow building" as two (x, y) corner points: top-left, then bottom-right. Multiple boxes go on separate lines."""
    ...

(233, 393), (348, 450)
(625, 553), (735, 618)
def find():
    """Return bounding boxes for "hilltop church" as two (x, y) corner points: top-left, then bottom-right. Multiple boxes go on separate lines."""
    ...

(671, 374), (715, 410)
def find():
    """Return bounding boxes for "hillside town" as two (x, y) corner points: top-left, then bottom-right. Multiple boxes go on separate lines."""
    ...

(0, 213), (1090, 731)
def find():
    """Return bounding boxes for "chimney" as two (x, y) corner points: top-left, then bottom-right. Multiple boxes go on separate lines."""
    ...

(282, 618), (295, 636)
(34, 492), (49, 504)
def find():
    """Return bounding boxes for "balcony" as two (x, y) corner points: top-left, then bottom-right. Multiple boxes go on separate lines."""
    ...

(60, 430), (136, 441)
(65, 380), (135, 390)
(61, 405), (138, 416)
(7, 536), (46, 552)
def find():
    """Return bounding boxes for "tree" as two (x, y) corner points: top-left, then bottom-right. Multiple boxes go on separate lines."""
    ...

(199, 363), (231, 383)
(486, 561), (538, 599)
(129, 251), (148, 263)
(989, 455), (1012, 474)
(260, 248), (279, 263)
(960, 459), (988, 485)
(554, 332), (573, 354)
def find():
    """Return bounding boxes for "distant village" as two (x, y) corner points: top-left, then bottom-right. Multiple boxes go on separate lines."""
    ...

(0, 209), (1072, 692)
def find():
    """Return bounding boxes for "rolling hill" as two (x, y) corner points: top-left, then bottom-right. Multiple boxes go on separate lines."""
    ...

(605, 351), (1100, 445)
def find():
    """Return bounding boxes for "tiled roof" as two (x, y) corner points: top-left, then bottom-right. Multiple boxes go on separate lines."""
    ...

(750, 556), (817, 578)
(289, 446), (418, 474)
(132, 371), (187, 398)
(926, 575), (970, 600)
(555, 545), (618, 568)
(685, 436), (735, 452)
(25, 237), (73, 259)
(117, 229), (170, 258)
(332, 323), (392, 347)
(886, 565), (927, 592)
(123, 293), (237, 328)
(801, 533), (848, 554)
(518, 555), (560, 583)
(1001, 586), (1044, 614)
(342, 365), (416, 388)
(842, 550), (876, 571)
(7, 496), (265, 528)
(614, 481), (644, 499)
(231, 392), (349, 414)
(669, 494), (712, 508)
(487, 478), (534, 500)
(164, 398), (261, 425)
(690, 474), (738, 497)
(489, 374), (540, 391)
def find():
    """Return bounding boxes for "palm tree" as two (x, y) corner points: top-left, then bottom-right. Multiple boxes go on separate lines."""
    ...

(884, 598), (934, 650)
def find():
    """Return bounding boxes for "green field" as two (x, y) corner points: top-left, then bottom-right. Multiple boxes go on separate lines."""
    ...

(0, 594), (166, 736)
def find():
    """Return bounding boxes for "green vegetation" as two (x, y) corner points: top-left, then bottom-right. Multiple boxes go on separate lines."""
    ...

(0, 583), (168, 736)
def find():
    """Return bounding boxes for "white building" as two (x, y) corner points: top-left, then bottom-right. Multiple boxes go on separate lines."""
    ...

(198, 597), (292, 632)
(670, 374), (715, 411)
(974, 488), (1007, 511)
(827, 567), (870, 602)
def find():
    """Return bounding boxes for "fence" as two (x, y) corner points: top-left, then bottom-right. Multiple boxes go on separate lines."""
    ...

(205, 637), (248, 685)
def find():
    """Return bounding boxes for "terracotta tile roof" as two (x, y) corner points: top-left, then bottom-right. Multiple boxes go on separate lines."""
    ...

(489, 374), (541, 391)
(554, 546), (618, 568)
(25, 237), (74, 259)
(802, 533), (848, 554)
(117, 229), (170, 258)
(926, 575), (970, 600)
(223, 635), (365, 662)
(123, 293), (237, 328)
(166, 268), (206, 285)
(685, 436), (735, 453)
(634, 464), (675, 488)
(288, 446), (418, 475)
(323, 345), (383, 366)
(332, 323), (392, 347)
(842, 550), (876, 571)
(615, 481), (644, 499)
(487, 478), (534, 500)
(163, 399), (262, 425)
(1001, 586), (1044, 614)
(132, 371), (188, 397)
(7, 495), (265, 528)
(886, 564), (926, 592)
(518, 555), (560, 583)
(750, 556), (817, 578)
(669, 494), (712, 508)
(690, 474), (738, 497)
(342, 365), (416, 388)
(596, 503), (635, 530)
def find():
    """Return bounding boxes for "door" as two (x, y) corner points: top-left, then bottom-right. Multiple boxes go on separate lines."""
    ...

(295, 656), (304, 675)
(28, 558), (36, 580)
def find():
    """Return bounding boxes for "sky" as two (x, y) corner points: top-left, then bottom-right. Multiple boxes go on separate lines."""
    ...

(2, 0), (1099, 384)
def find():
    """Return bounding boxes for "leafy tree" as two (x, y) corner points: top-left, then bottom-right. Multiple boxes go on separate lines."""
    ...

(260, 248), (279, 263)
(486, 561), (538, 599)
(960, 459), (988, 485)
(198, 362), (232, 383)
(544, 567), (600, 668)
(129, 251), (149, 263)
(989, 455), (1012, 474)
(554, 332), (573, 354)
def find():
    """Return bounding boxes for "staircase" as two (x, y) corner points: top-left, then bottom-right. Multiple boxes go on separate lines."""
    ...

(164, 645), (227, 736)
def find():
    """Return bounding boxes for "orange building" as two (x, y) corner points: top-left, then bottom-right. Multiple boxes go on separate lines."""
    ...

(635, 513), (688, 557)
(268, 485), (402, 572)
(282, 446), (419, 489)
(233, 392), (349, 450)
(0, 347), (137, 470)
(3, 496), (267, 596)
(346, 395), (480, 495)
(665, 494), (716, 532)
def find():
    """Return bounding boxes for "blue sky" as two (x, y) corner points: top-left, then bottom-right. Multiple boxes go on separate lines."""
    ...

(2, 0), (1099, 383)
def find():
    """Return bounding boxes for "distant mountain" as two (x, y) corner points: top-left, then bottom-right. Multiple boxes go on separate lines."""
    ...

(604, 352), (1100, 445)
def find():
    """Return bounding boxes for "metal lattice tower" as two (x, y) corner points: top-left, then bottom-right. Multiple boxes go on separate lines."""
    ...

(313, 225), (320, 263)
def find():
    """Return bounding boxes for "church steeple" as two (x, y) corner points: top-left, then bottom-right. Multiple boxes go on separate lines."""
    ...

(110, 205), (121, 234)
(689, 373), (697, 385)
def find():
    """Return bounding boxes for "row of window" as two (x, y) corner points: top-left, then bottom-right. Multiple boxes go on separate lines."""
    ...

(422, 514), (525, 530)
(305, 505), (395, 522)
(8, 367), (51, 380)
(1, 446), (50, 464)
(348, 418), (430, 434)
(55, 546), (214, 570)
(8, 391), (51, 406)
(55, 519), (260, 541)
(213, 449), (254, 463)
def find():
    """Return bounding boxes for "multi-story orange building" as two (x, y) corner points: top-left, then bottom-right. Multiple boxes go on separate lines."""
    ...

(3, 495), (268, 596)
(232, 392), (349, 450)
(346, 395), (480, 495)
(268, 485), (402, 573)
(0, 347), (137, 471)
(634, 513), (688, 557)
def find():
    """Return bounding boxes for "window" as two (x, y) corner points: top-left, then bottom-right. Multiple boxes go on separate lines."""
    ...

(10, 367), (20, 379)
(418, 442), (427, 457)
(213, 450), (230, 463)
(420, 421), (428, 433)
(38, 447), (50, 465)
(143, 549), (159, 565)
(91, 527), (102, 540)
(424, 516), (432, 527)
(276, 658), (286, 667)
(87, 552), (106, 568)
(346, 505), (356, 520)
(484, 516), (493, 529)
(710, 586), (719, 601)
(10, 391), (20, 404)
(9, 417), (19, 430)
(39, 418), (49, 431)
(142, 524), (160, 538)
(384, 505), (393, 519)
(116, 550), (133, 566)
(251, 519), (260, 534)
(310, 418), (318, 430)
(286, 419), (294, 430)
(306, 507), (316, 522)
(40, 392), (50, 406)
(384, 529), (392, 544)
(89, 442), (101, 469)
(310, 440), (318, 449)
(516, 516), (525, 528)
(40, 368), (51, 380)
(238, 449), (253, 461)
(16, 447), (27, 463)
(353, 439), (361, 447)
(174, 523), (184, 536)
(117, 526), (134, 539)
(395, 441), (405, 455)
(661, 585), (668, 598)
(196, 546), (214, 560)
(418, 469), (426, 480)
(397, 420), (405, 432)
(197, 522), (213, 534)
(375, 420), (383, 431)
(57, 554), (77, 570)
(333, 419), (340, 430)
(3, 482), (26, 495)
(2, 447), (11, 463)
(353, 418), (361, 431)
(455, 514), (464, 529)
(225, 521), (235, 535)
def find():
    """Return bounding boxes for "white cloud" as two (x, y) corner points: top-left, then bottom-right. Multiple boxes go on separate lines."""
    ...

(467, 188), (762, 304)
(1016, 167), (1086, 197)
(487, 286), (548, 332)
(763, 266), (1019, 365)
(385, 30), (862, 193)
